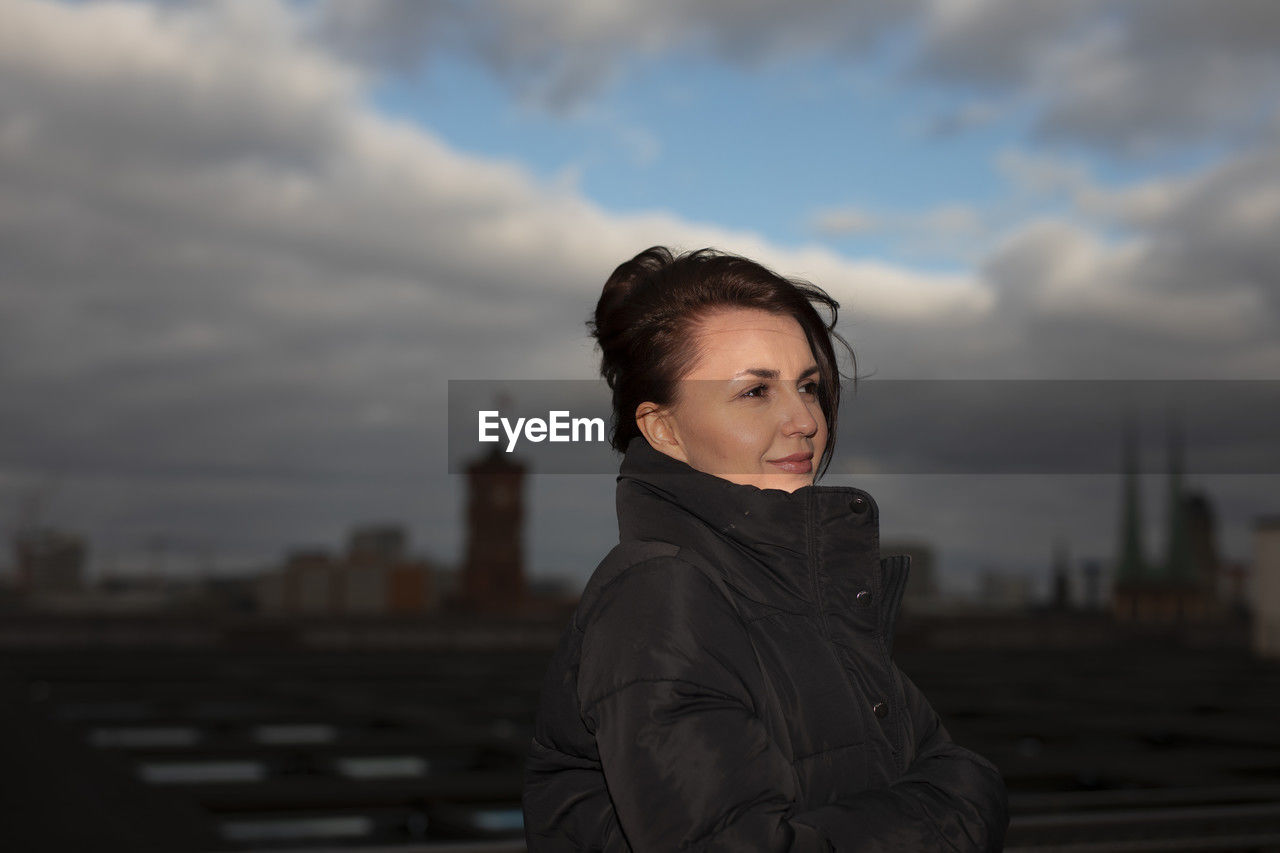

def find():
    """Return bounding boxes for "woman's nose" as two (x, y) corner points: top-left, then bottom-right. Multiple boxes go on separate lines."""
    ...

(781, 392), (819, 436)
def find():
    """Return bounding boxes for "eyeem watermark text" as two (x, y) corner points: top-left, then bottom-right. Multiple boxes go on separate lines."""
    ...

(449, 378), (1280, 474)
(479, 410), (606, 452)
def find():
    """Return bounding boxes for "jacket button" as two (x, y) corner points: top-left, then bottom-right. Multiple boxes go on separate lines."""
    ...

(855, 590), (872, 606)
(850, 496), (868, 514)
(873, 702), (889, 719)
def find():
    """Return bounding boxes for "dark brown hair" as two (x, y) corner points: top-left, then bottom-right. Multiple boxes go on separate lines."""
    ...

(587, 246), (855, 481)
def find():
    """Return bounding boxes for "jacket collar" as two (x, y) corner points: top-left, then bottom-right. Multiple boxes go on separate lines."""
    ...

(615, 436), (890, 614)
(616, 435), (839, 549)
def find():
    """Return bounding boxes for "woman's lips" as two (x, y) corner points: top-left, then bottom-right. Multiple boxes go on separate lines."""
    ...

(768, 453), (813, 474)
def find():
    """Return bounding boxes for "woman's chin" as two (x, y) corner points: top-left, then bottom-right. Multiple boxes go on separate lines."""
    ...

(743, 472), (814, 493)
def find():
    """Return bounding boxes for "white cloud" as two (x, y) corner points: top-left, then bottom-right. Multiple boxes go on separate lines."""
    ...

(996, 148), (1193, 229)
(918, 0), (1280, 151)
(984, 219), (1268, 342)
(810, 207), (878, 236)
(992, 142), (1280, 321)
(996, 149), (1092, 198)
(808, 202), (989, 266)
(810, 203), (982, 240)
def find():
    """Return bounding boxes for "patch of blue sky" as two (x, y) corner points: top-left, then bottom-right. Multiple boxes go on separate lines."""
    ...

(370, 51), (573, 175)
(370, 41), (1249, 272)
(372, 49), (1033, 265)
(584, 54), (1032, 240)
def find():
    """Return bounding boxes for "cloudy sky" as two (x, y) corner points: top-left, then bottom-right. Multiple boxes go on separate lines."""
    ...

(2, 0), (1278, 596)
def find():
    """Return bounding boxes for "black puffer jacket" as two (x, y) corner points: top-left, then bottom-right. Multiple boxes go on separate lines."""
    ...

(524, 436), (1008, 851)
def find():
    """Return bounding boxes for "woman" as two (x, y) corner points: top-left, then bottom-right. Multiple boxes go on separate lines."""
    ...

(523, 247), (1008, 851)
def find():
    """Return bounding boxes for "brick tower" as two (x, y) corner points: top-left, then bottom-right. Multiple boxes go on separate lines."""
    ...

(461, 446), (527, 613)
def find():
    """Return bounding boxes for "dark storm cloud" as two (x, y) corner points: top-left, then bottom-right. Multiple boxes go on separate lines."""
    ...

(317, 0), (1280, 151)
(915, 0), (1280, 151)
(314, 0), (921, 111)
(977, 142), (1280, 375)
(1139, 146), (1280, 310)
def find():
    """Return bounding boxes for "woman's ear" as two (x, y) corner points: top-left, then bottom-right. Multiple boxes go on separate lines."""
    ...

(635, 401), (688, 464)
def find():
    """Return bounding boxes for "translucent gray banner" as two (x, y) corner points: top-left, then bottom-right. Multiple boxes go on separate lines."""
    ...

(447, 380), (1280, 475)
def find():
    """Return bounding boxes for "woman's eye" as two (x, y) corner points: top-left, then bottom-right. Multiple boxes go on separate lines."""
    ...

(800, 380), (820, 395)
(741, 384), (769, 398)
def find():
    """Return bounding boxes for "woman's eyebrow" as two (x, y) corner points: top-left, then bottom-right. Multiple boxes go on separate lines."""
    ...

(733, 365), (821, 380)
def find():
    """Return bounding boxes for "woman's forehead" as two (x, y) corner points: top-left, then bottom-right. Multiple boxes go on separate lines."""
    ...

(692, 307), (806, 339)
(685, 309), (816, 377)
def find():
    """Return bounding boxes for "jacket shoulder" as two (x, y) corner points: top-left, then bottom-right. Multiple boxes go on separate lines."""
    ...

(573, 540), (759, 720)
(573, 539), (682, 630)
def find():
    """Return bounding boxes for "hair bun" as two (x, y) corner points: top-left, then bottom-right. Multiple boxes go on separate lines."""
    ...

(590, 245), (674, 344)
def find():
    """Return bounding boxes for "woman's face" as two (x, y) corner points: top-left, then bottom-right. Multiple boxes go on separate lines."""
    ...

(639, 308), (828, 493)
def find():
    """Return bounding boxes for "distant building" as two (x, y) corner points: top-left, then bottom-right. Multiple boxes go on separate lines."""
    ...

(1050, 539), (1072, 610)
(1185, 491), (1222, 588)
(1253, 517), (1280, 659)
(346, 525), (406, 564)
(977, 568), (1033, 610)
(459, 446), (527, 613)
(1112, 423), (1218, 623)
(257, 526), (437, 616)
(1218, 558), (1250, 613)
(1080, 559), (1104, 611)
(279, 549), (335, 614)
(14, 527), (86, 594)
